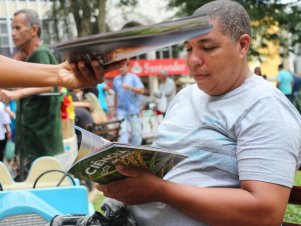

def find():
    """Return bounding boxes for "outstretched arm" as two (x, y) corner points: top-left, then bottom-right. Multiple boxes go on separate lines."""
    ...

(0, 55), (126, 88)
(96, 165), (290, 226)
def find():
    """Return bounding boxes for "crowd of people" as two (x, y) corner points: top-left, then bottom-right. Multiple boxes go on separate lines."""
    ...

(0, 8), (176, 178)
(0, 8), (127, 180)
(0, 1), (301, 226)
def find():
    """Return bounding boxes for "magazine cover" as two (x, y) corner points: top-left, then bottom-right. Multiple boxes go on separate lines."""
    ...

(51, 14), (211, 65)
(68, 127), (187, 184)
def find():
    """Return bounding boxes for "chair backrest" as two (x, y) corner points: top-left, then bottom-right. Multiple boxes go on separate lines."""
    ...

(92, 119), (123, 142)
(283, 168), (301, 226)
(84, 92), (108, 124)
(23, 156), (73, 189)
(0, 161), (16, 190)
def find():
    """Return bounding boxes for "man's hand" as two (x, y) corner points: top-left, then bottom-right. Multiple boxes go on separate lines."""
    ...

(59, 59), (127, 89)
(122, 83), (132, 90)
(95, 165), (164, 205)
(6, 129), (12, 140)
(0, 89), (19, 103)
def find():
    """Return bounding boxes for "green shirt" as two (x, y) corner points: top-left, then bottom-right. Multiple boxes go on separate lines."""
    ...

(15, 45), (64, 162)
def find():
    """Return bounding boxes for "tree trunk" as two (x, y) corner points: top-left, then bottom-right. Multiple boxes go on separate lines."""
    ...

(52, 0), (60, 42)
(98, 0), (107, 33)
(80, 1), (92, 36)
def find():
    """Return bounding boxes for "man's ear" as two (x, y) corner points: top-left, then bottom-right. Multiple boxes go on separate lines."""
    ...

(31, 24), (39, 37)
(238, 34), (251, 57)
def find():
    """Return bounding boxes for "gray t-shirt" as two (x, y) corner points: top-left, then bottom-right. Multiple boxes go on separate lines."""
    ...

(129, 75), (301, 226)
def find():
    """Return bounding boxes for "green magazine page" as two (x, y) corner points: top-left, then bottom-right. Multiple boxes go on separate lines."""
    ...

(68, 127), (187, 184)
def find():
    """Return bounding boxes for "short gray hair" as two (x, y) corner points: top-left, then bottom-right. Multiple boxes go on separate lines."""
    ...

(14, 9), (42, 37)
(193, 0), (251, 41)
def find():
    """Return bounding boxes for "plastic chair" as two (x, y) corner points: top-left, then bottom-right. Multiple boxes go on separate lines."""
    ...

(84, 92), (108, 124)
(22, 156), (75, 189)
(0, 162), (16, 191)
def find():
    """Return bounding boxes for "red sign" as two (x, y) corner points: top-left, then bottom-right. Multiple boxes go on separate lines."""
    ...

(105, 58), (189, 78)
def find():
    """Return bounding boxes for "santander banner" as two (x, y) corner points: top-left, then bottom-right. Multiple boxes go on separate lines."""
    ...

(105, 58), (189, 78)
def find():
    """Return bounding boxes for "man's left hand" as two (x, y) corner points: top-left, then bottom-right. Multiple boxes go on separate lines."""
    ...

(59, 59), (127, 89)
(95, 165), (164, 205)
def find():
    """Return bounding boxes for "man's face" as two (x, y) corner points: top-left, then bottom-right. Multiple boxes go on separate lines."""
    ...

(255, 68), (261, 76)
(11, 13), (33, 49)
(185, 20), (249, 96)
(119, 64), (129, 76)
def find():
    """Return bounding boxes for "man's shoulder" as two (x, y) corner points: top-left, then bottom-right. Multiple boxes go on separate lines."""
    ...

(34, 45), (54, 55)
(176, 84), (197, 96)
(28, 45), (58, 64)
(278, 69), (293, 77)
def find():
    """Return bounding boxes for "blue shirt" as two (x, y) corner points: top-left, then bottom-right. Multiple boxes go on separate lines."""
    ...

(113, 73), (144, 117)
(96, 83), (108, 113)
(277, 69), (294, 95)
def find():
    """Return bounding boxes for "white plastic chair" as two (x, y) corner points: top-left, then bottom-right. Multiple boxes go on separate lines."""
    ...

(20, 156), (75, 189)
(0, 161), (16, 190)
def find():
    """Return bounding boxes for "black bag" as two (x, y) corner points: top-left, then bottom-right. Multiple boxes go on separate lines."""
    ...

(48, 206), (136, 226)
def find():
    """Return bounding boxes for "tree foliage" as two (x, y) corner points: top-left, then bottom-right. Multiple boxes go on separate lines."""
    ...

(167, 0), (301, 61)
(44, 0), (137, 42)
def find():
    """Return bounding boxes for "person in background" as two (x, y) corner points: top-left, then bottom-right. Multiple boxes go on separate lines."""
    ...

(83, 87), (98, 97)
(71, 89), (94, 127)
(154, 70), (176, 115)
(291, 73), (301, 115)
(254, 66), (267, 79)
(0, 102), (11, 162)
(276, 63), (294, 102)
(97, 82), (110, 113)
(254, 66), (261, 76)
(113, 63), (144, 145)
(2, 101), (16, 142)
(293, 73), (301, 95)
(0, 9), (64, 180)
(96, 1), (301, 226)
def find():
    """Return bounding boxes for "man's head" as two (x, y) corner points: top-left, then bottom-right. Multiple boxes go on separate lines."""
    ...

(193, 0), (251, 42)
(12, 9), (41, 50)
(185, 0), (251, 96)
(119, 63), (129, 76)
(254, 67), (262, 76)
(158, 71), (168, 83)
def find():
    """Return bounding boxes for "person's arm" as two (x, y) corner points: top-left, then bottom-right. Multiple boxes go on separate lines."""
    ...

(0, 87), (54, 102)
(4, 124), (11, 140)
(4, 105), (15, 120)
(96, 166), (289, 226)
(0, 55), (126, 88)
(72, 101), (92, 110)
(122, 83), (144, 94)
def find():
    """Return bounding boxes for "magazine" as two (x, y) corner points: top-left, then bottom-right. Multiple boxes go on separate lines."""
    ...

(67, 126), (187, 184)
(51, 15), (211, 65)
